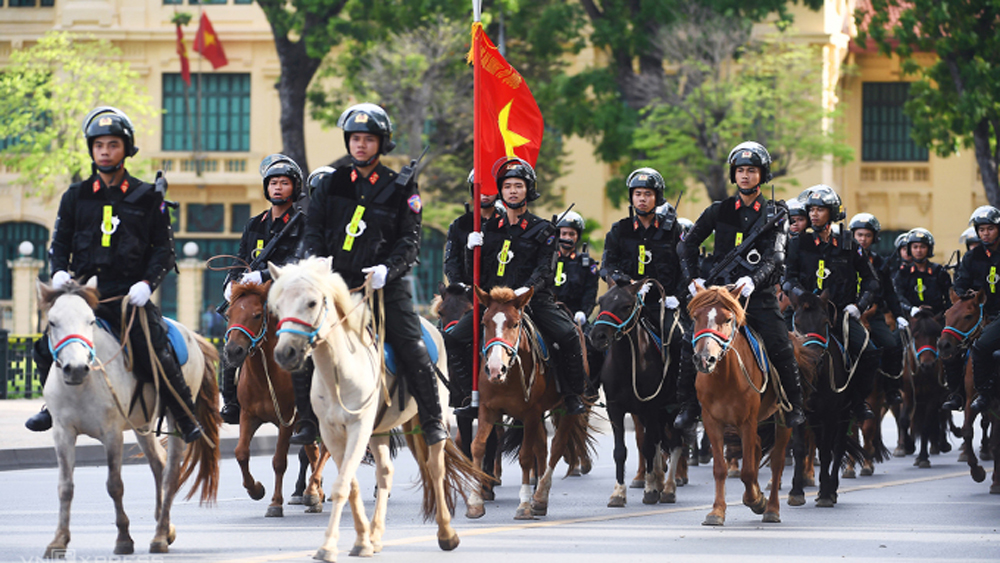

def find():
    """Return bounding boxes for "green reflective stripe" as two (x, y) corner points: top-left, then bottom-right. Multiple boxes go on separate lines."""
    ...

(917, 277), (925, 301)
(497, 240), (512, 276)
(555, 260), (565, 287)
(991, 266), (997, 294)
(101, 206), (113, 247)
(817, 259), (825, 290)
(638, 244), (646, 276)
(343, 206), (366, 251)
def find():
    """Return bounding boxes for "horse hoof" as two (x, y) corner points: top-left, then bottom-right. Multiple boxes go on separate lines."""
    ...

(581, 459), (593, 475)
(981, 448), (994, 461)
(303, 494), (321, 507)
(168, 524), (176, 545)
(893, 447), (908, 458)
(745, 497), (766, 515)
(44, 545), (68, 559)
(305, 502), (324, 514)
(842, 468), (856, 479)
(990, 483), (1000, 494)
(660, 491), (676, 504)
(481, 486), (496, 501)
(607, 495), (626, 508)
(727, 469), (740, 479)
(114, 540), (134, 555)
(349, 544), (374, 557)
(249, 482), (266, 501)
(642, 490), (659, 505)
(702, 514), (725, 526)
(762, 512), (780, 523)
(289, 495), (304, 505)
(568, 467), (582, 477)
(438, 534), (460, 551)
(466, 504), (485, 519)
(971, 466), (987, 483)
(788, 494), (805, 506)
(860, 466), (874, 476)
(815, 497), (835, 508)
(930, 444), (940, 455)
(940, 441), (953, 454)
(514, 503), (536, 520)
(150, 540), (169, 554)
(804, 476), (816, 488)
(529, 476), (537, 486)
(530, 500), (548, 516)
(916, 459), (931, 469)
(676, 477), (688, 486)
(314, 548), (336, 562)
(265, 505), (284, 518)
(629, 479), (644, 489)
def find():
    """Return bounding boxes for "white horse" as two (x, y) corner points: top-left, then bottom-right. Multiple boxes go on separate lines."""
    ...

(38, 278), (221, 558)
(268, 257), (482, 563)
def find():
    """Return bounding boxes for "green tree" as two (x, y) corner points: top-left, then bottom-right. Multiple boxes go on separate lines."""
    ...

(631, 10), (853, 202)
(0, 32), (157, 197)
(857, 0), (1000, 206)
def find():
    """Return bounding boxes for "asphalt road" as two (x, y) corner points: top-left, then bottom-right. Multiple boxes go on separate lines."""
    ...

(2, 418), (997, 563)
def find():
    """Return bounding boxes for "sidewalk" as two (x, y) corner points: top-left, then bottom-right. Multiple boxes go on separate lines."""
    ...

(0, 397), (279, 471)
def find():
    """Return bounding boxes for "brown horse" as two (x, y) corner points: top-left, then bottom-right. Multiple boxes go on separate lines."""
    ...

(904, 309), (949, 468)
(688, 283), (792, 525)
(223, 281), (326, 517)
(466, 286), (595, 520)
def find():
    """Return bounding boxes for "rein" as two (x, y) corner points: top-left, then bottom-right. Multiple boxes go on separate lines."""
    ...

(225, 310), (269, 351)
(941, 303), (984, 350)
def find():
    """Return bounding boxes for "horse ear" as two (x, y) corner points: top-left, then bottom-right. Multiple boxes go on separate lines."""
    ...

(36, 280), (55, 311)
(976, 289), (987, 305)
(728, 284), (742, 299)
(268, 261), (282, 281)
(692, 279), (705, 295)
(85, 277), (98, 289)
(438, 282), (446, 295)
(511, 286), (534, 309)
(950, 287), (959, 304)
(818, 288), (831, 303)
(262, 280), (273, 293)
(474, 284), (490, 306)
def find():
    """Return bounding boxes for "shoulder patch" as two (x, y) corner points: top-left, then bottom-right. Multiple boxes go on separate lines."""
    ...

(590, 264), (599, 275)
(407, 194), (422, 213)
(545, 234), (555, 245)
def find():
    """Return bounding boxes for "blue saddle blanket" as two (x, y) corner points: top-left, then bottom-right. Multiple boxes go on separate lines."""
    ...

(741, 326), (770, 375)
(384, 323), (439, 375)
(95, 317), (189, 366)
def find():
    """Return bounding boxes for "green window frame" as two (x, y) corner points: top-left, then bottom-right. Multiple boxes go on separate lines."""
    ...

(0, 222), (49, 300)
(187, 203), (225, 233)
(861, 82), (929, 162)
(230, 204), (251, 233)
(162, 73), (250, 152)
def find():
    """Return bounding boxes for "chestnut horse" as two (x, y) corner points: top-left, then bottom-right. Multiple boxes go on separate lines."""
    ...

(223, 280), (327, 516)
(688, 283), (792, 525)
(466, 286), (595, 520)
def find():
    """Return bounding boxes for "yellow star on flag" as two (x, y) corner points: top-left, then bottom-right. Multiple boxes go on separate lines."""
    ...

(498, 100), (530, 157)
(203, 32), (216, 47)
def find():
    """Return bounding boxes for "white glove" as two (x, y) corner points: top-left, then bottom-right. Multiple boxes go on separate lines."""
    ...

(896, 316), (909, 330)
(52, 270), (71, 290)
(128, 281), (152, 307)
(224, 282), (233, 302)
(574, 311), (587, 325)
(688, 278), (706, 296)
(735, 276), (755, 298)
(910, 306), (921, 317)
(241, 270), (263, 285)
(514, 286), (530, 297)
(663, 296), (680, 310)
(362, 264), (388, 290)
(467, 231), (484, 249)
(844, 304), (861, 320)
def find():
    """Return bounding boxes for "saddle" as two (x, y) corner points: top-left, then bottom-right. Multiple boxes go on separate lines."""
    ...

(95, 317), (189, 367)
(740, 325), (771, 375)
(383, 323), (440, 376)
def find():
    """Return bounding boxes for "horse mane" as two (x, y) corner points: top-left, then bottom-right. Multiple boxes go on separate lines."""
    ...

(489, 286), (517, 303)
(269, 257), (363, 334)
(911, 308), (942, 335)
(230, 280), (270, 302)
(687, 287), (746, 326)
(429, 294), (443, 319)
(39, 279), (100, 311)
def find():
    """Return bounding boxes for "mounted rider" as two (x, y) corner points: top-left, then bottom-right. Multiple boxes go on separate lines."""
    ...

(445, 157), (589, 416)
(783, 184), (881, 422)
(848, 213), (906, 406)
(553, 210), (600, 327)
(893, 228), (953, 318)
(787, 198), (808, 236)
(300, 103), (447, 445)
(942, 206), (1000, 413)
(217, 154), (308, 428)
(25, 107), (202, 443)
(676, 141), (806, 429)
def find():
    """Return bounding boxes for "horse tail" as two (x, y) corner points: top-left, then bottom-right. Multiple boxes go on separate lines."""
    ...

(403, 418), (491, 521)
(180, 335), (222, 504)
(552, 407), (599, 478)
(866, 416), (891, 463)
(843, 431), (867, 470)
(499, 419), (524, 462)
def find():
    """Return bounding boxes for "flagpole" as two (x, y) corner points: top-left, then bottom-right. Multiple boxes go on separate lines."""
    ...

(471, 0), (482, 410)
(195, 5), (203, 176)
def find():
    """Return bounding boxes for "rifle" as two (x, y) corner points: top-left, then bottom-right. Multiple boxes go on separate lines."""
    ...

(704, 204), (787, 284)
(215, 209), (305, 315)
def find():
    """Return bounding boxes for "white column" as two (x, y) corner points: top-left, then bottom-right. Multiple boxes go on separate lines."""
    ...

(176, 256), (204, 330)
(8, 242), (44, 334)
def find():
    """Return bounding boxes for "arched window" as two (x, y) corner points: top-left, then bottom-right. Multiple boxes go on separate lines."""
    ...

(0, 222), (49, 300)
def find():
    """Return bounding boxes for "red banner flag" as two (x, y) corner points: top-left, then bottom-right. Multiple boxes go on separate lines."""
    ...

(470, 22), (544, 195)
(176, 24), (191, 87)
(194, 12), (228, 70)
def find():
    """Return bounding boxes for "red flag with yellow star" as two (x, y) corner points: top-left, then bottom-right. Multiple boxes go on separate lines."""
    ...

(194, 12), (228, 69)
(176, 24), (191, 87)
(470, 22), (543, 195)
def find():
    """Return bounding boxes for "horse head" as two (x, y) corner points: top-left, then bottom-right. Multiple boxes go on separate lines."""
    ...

(687, 284), (745, 374)
(37, 277), (101, 386)
(475, 285), (533, 382)
(909, 308), (943, 369)
(938, 288), (985, 359)
(434, 282), (473, 332)
(224, 279), (273, 368)
(589, 279), (647, 351)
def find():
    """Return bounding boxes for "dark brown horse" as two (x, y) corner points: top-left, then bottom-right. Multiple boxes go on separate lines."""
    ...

(223, 281), (326, 516)
(905, 309), (949, 468)
(688, 283), (793, 525)
(466, 286), (595, 520)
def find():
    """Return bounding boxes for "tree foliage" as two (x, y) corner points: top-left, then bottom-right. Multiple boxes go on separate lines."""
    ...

(0, 32), (157, 197)
(857, 0), (1000, 206)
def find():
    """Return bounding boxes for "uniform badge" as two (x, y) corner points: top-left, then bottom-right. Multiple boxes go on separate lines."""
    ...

(590, 264), (598, 275)
(355, 113), (369, 123)
(741, 151), (752, 158)
(407, 194), (422, 213)
(545, 234), (555, 245)
(99, 117), (113, 127)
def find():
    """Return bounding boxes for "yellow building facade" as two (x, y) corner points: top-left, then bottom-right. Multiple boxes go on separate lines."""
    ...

(0, 0), (983, 334)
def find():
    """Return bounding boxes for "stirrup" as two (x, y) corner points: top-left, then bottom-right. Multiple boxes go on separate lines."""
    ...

(453, 403), (479, 419)
(941, 393), (965, 412)
(220, 402), (241, 425)
(673, 406), (698, 430)
(290, 420), (318, 445)
(562, 395), (586, 416)
(970, 393), (991, 414)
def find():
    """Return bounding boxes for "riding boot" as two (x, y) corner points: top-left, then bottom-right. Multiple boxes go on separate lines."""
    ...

(401, 344), (448, 445)
(850, 365), (877, 422)
(289, 359), (318, 445)
(882, 370), (903, 406)
(449, 343), (478, 419)
(673, 340), (700, 430)
(25, 337), (53, 432)
(774, 354), (806, 428)
(940, 355), (967, 411)
(556, 338), (587, 416)
(219, 364), (241, 425)
(969, 350), (997, 414)
(157, 347), (204, 444)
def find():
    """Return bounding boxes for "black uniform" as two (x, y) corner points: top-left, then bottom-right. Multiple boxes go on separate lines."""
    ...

(441, 206), (486, 408)
(553, 248), (600, 318)
(783, 226), (881, 411)
(947, 244), (1000, 407)
(866, 252), (905, 400)
(302, 164), (446, 443)
(225, 206), (305, 286)
(894, 261), (953, 317)
(679, 194), (804, 426)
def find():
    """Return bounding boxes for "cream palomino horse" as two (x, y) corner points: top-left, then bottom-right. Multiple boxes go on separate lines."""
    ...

(268, 257), (481, 563)
(38, 278), (220, 558)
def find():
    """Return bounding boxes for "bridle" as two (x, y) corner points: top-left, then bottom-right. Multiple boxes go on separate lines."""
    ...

(225, 305), (269, 352)
(482, 316), (525, 376)
(49, 331), (98, 369)
(941, 302), (984, 351)
(276, 298), (329, 348)
(792, 310), (830, 350)
(593, 294), (642, 340)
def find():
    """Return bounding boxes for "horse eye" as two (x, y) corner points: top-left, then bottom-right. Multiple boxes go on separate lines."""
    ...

(308, 300), (317, 309)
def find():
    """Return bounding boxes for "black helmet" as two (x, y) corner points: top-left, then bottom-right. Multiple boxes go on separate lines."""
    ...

(626, 167), (666, 206)
(337, 103), (395, 166)
(493, 157), (538, 208)
(905, 227), (935, 258)
(960, 226), (981, 249)
(848, 212), (881, 241)
(677, 217), (694, 235)
(969, 205), (1000, 228)
(802, 184), (845, 222)
(787, 198), (807, 218)
(727, 141), (772, 185)
(82, 106), (138, 173)
(467, 168), (497, 208)
(557, 210), (585, 234)
(260, 154), (303, 204)
(894, 232), (909, 251)
(307, 165), (335, 197)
